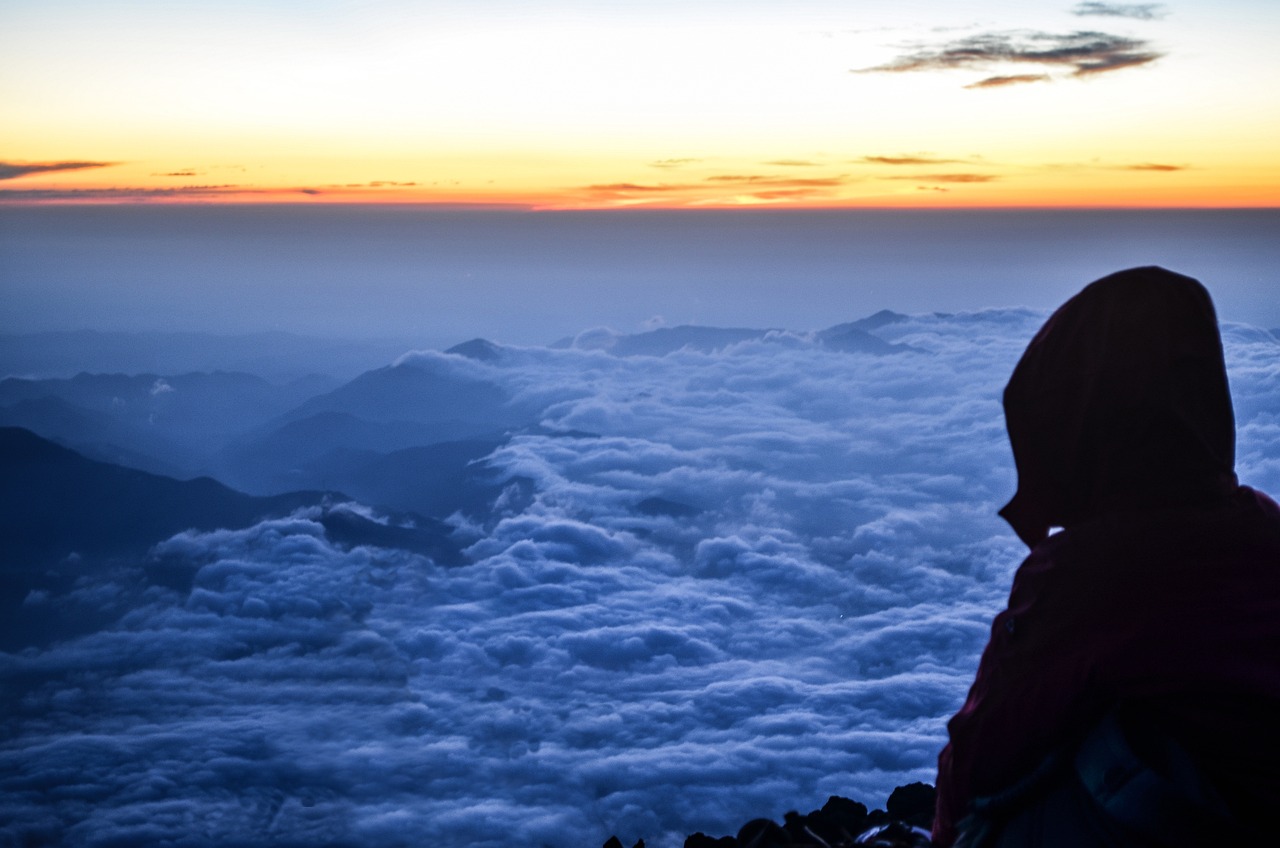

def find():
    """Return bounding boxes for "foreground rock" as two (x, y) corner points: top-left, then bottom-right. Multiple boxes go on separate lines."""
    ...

(601, 782), (935, 848)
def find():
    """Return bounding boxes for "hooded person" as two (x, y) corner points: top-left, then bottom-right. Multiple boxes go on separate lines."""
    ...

(933, 267), (1280, 847)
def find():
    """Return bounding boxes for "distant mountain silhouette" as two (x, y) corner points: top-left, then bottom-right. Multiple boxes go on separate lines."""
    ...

(0, 370), (327, 439)
(611, 326), (774, 356)
(315, 439), (509, 518)
(0, 370), (338, 478)
(551, 317), (915, 358)
(222, 431), (508, 517)
(278, 358), (531, 431)
(846, 309), (910, 332)
(0, 329), (411, 381)
(0, 427), (465, 650)
(816, 324), (911, 355)
(0, 427), (334, 570)
(1, 426), (466, 567)
(446, 338), (505, 362)
(554, 325), (774, 356)
(218, 410), (484, 494)
(0, 394), (189, 476)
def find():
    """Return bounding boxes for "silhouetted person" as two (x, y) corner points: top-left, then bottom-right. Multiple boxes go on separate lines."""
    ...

(933, 267), (1280, 846)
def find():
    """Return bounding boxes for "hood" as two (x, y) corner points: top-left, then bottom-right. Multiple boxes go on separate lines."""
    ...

(1000, 266), (1237, 547)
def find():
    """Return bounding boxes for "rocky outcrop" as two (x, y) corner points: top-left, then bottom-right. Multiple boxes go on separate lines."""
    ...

(601, 783), (936, 848)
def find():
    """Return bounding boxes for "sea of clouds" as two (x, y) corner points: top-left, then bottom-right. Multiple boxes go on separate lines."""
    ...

(4, 310), (1278, 847)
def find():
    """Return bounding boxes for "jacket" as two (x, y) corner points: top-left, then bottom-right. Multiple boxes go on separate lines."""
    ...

(933, 267), (1280, 846)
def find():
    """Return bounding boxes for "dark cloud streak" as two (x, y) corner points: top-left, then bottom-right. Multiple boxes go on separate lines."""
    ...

(0, 161), (116, 181)
(858, 156), (966, 166)
(883, 174), (999, 183)
(857, 30), (1164, 86)
(703, 175), (846, 187)
(0, 185), (240, 201)
(965, 74), (1052, 89)
(1071, 2), (1167, 20)
(1118, 163), (1186, 171)
(580, 175), (850, 202)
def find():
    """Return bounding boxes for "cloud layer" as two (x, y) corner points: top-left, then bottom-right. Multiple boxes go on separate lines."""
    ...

(3, 312), (1277, 847)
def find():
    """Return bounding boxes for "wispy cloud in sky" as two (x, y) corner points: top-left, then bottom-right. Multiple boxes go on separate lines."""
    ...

(0, 181), (438, 203)
(964, 73), (1053, 89)
(1072, 2), (1167, 20)
(702, 175), (846, 186)
(0, 185), (241, 201)
(578, 174), (852, 205)
(0, 161), (115, 181)
(584, 182), (686, 194)
(858, 156), (967, 166)
(749, 188), (830, 200)
(1117, 163), (1186, 171)
(858, 30), (1164, 86)
(882, 174), (999, 183)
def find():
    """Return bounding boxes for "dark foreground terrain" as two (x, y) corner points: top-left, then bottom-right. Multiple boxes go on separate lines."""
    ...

(603, 782), (935, 848)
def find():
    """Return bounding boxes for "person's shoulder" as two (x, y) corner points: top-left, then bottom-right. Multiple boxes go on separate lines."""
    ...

(1227, 484), (1280, 548)
(1007, 526), (1108, 607)
(1237, 484), (1280, 520)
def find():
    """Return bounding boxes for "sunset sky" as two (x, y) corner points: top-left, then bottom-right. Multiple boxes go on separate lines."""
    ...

(2, 0), (1278, 208)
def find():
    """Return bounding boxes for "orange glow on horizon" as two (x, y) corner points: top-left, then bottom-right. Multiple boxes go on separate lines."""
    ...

(2, 151), (1276, 210)
(3, 182), (1275, 209)
(5, 2), (1278, 212)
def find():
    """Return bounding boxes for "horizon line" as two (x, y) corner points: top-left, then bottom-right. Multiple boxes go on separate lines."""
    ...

(3, 200), (1278, 212)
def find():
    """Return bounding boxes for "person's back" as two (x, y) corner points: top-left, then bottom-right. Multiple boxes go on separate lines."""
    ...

(933, 267), (1280, 846)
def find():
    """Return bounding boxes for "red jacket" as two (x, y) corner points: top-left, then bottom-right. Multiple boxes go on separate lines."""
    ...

(934, 268), (1280, 845)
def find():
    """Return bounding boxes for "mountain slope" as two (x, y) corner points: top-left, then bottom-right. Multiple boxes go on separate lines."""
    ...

(0, 426), (333, 569)
(279, 357), (529, 430)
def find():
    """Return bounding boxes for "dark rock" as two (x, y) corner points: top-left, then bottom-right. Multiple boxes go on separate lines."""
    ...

(782, 810), (809, 844)
(601, 836), (646, 848)
(819, 795), (870, 837)
(609, 784), (934, 848)
(737, 818), (790, 848)
(885, 782), (936, 831)
(684, 834), (737, 848)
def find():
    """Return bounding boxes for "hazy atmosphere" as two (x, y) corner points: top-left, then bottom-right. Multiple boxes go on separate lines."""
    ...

(3, 207), (1279, 345)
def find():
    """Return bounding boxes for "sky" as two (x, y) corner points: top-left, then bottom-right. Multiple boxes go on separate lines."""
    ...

(3, 0), (1279, 208)
(4, 312), (1277, 846)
